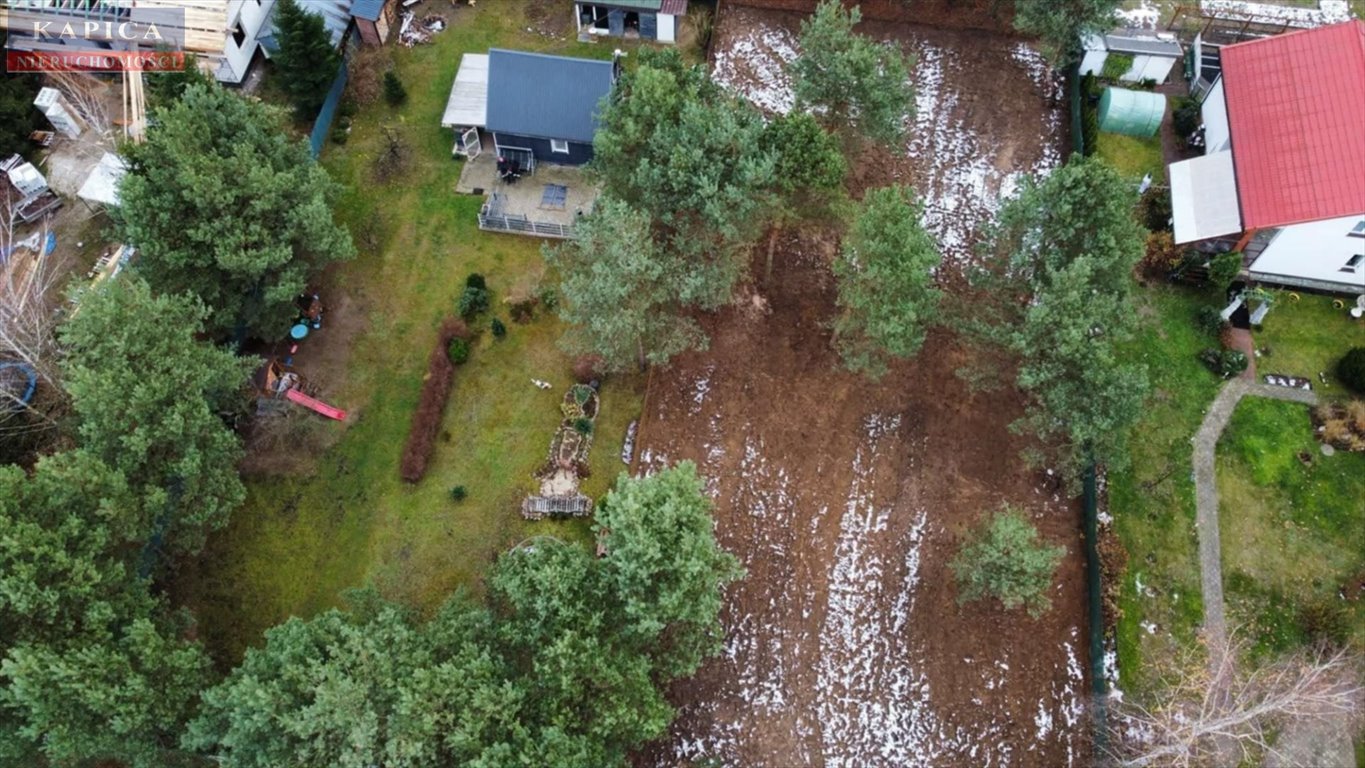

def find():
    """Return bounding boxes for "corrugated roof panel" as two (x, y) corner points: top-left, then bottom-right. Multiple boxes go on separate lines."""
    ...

(1221, 20), (1365, 229)
(351, 0), (386, 22)
(1170, 153), (1244, 244)
(486, 49), (614, 144)
(1104, 34), (1182, 57)
(442, 53), (489, 128)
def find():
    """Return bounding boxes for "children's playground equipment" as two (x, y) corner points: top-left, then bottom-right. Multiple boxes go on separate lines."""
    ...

(286, 387), (347, 421)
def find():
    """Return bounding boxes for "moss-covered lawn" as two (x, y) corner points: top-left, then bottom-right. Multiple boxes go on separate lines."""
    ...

(1217, 397), (1365, 657)
(1110, 284), (1225, 691)
(177, 2), (652, 665)
(1255, 293), (1365, 394)
(1096, 130), (1165, 182)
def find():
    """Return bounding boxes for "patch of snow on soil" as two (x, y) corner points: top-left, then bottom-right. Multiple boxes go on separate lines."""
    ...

(1117, 1), (1161, 29)
(712, 24), (798, 114)
(1201, 0), (1353, 27)
(711, 17), (1065, 270)
(903, 38), (1064, 268)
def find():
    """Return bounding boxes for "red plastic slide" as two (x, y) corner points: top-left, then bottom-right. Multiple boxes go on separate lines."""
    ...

(286, 388), (347, 421)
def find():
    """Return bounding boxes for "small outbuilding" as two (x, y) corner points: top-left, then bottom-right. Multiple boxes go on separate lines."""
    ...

(485, 49), (616, 168)
(351, 0), (399, 45)
(1080, 30), (1183, 84)
(1098, 87), (1165, 138)
(575, 0), (688, 44)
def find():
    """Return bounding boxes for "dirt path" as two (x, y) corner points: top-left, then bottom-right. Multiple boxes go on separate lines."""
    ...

(1191, 379), (1318, 658)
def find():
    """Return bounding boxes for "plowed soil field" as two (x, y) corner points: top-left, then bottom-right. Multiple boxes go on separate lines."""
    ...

(634, 6), (1087, 767)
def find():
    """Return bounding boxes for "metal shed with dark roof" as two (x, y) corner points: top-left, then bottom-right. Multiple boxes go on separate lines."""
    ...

(486, 49), (615, 167)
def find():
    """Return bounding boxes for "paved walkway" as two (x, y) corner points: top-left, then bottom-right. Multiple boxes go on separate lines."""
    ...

(1189, 379), (1358, 767)
(1192, 379), (1319, 658)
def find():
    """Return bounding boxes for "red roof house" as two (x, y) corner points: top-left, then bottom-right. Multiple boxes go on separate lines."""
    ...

(1220, 19), (1365, 230)
(1169, 20), (1365, 293)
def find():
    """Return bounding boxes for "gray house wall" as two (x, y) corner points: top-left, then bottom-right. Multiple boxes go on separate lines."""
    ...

(492, 132), (594, 166)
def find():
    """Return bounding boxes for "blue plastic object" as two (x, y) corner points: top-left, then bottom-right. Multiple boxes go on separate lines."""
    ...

(0, 362), (38, 407)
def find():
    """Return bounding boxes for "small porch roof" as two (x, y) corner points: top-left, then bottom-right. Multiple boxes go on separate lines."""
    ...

(1170, 152), (1244, 244)
(442, 53), (489, 128)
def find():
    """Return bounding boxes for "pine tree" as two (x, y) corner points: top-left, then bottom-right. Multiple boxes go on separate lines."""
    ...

(115, 84), (354, 340)
(382, 71), (407, 106)
(790, 0), (915, 147)
(832, 185), (941, 378)
(950, 506), (1065, 618)
(545, 196), (707, 372)
(271, 0), (341, 117)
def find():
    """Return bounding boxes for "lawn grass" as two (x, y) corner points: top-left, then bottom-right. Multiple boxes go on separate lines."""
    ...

(177, 3), (651, 666)
(1110, 284), (1227, 691)
(1096, 130), (1165, 182)
(1217, 397), (1365, 657)
(1254, 293), (1365, 396)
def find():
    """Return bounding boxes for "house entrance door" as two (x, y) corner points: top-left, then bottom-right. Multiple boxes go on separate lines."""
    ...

(461, 127), (482, 159)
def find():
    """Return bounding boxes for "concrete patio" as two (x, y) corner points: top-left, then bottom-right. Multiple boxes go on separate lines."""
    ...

(455, 143), (599, 239)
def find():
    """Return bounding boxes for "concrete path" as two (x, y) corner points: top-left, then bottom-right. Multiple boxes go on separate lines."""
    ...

(1189, 379), (1354, 767)
(1192, 379), (1319, 657)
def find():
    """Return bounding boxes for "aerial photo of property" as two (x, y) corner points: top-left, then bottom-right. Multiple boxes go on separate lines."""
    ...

(0, 0), (1362, 765)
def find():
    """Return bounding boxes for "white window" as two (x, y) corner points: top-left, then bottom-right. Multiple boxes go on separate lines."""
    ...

(1349, 220), (1365, 238)
(550, 139), (570, 154)
(1341, 253), (1364, 273)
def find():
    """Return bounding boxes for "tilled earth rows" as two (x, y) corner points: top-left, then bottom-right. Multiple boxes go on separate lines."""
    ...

(634, 7), (1084, 767)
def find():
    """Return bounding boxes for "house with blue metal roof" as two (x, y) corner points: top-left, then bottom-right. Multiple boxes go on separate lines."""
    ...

(485, 49), (617, 168)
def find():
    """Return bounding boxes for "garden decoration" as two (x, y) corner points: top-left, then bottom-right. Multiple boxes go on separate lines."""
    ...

(522, 383), (600, 520)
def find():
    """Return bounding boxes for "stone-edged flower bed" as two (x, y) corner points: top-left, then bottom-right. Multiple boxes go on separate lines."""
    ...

(522, 383), (601, 521)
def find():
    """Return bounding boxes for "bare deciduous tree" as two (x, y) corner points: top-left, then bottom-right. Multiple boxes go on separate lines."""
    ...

(1107, 635), (1365, 768)
(0, 205), (69, 435)
(46, 72), (113, 136)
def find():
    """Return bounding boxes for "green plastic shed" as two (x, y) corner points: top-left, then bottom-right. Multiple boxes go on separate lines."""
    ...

(1098, 87), (1165, 138)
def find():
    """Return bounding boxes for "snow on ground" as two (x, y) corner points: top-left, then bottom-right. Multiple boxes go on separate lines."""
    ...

(712, 24), (798, 115)
(712, 17), (1064, 268)
(1118, 1), (1162, 29)
(1200, 0), (1354, 27)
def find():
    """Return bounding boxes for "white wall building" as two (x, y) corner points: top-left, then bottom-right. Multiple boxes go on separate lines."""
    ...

(574, 0), (687, 44)
(1079, 30), (1183, 84)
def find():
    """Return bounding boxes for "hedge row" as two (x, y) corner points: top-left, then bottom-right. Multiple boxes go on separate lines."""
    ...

(399, 318), (469, 483)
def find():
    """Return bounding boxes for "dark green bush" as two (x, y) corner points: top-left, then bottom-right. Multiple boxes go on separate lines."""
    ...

(383, 71), (407, 106)
(1081, 108), (1099, 157)
(1199, 348), (1248, 379)
(1297, 599), (1349, 649)
(1080, 71), (1100, 100)
(490, 318), (506, 338)
(572, 417), (593, 436)
(1338, 347), (1365, 394)
(447, 337), (470, 365)
(1140, 187), (1172, 232)
(1173, 96), (1200, 138)
(1195, 305), (1228, 336)
(1100, 53), (1134, 81)
(458, 286), (490, 318)
(465, 273), (487, 290)
(449, 485), (467, 502)
(1208, 252), (1242, 293)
